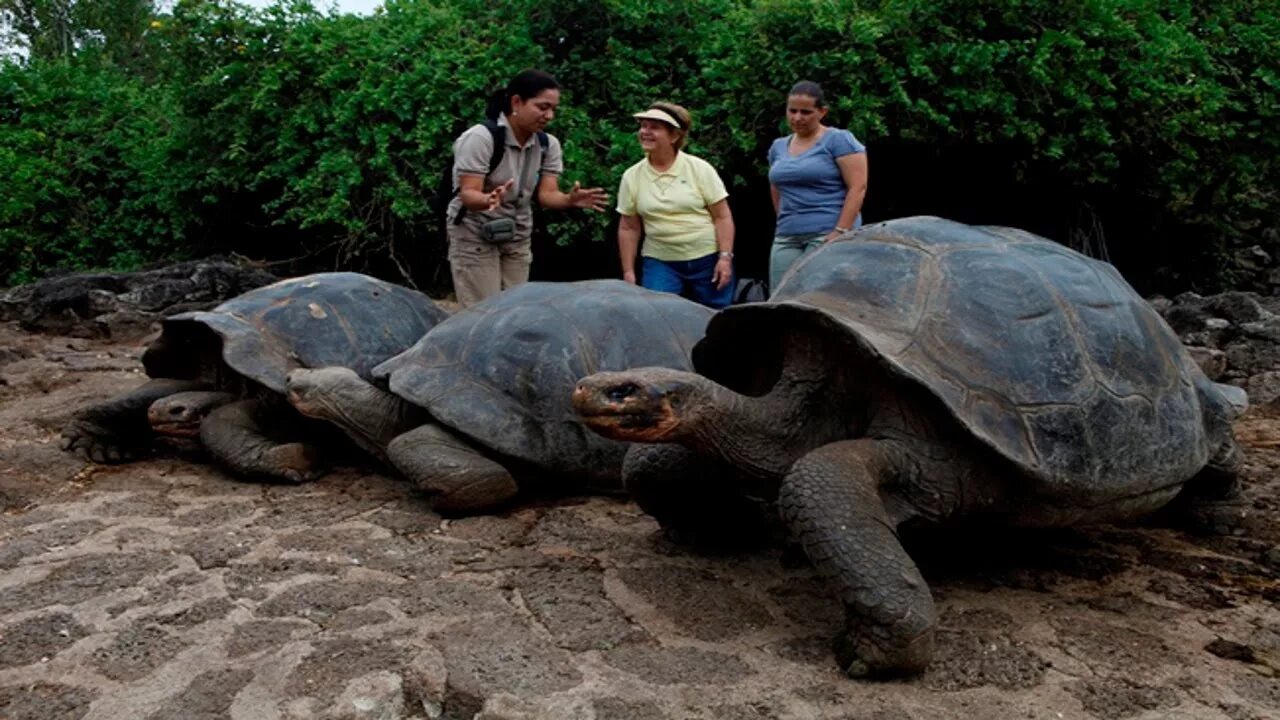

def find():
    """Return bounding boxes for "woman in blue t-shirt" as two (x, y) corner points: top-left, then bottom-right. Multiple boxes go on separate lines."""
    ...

(767, 81), (869, 291)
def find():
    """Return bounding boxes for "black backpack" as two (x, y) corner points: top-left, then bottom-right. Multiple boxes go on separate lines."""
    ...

(438, 120), (549, 227)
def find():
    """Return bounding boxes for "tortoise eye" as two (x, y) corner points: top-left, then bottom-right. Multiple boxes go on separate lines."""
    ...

(606, 383), (639, 402)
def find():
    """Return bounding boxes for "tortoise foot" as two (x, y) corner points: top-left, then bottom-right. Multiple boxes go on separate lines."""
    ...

(60, 420), (145, 464)
(264, 442), (323, 484)
(833, 621), (933, 679)
(1184, 496), (1250, 536)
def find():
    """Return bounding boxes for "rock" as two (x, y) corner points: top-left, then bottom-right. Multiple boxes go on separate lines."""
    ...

(0, 258), (277, 337)
(0, 346), (34, 367)
(1207, 292), (1270, 325)
(95, 310), (162, 342)
(324, 671), (405, 720)
(1264, 546), (1280, 569)
(1245, 371), (1280, 407)
(1240, 318), (1280, 344)
(403, 647), (448, 719)
(1186, 347), (1228, 380)
(1206, 318), (1232, 331)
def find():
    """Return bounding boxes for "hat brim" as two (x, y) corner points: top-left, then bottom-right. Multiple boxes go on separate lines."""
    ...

(632, 108), (682, 129)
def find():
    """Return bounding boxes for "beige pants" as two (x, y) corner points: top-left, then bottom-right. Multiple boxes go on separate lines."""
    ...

(447, 231), (533, 307)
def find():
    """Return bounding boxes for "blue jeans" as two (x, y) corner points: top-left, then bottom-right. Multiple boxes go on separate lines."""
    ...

(641, 253), (735, 309)
(769, 232), (827, 291)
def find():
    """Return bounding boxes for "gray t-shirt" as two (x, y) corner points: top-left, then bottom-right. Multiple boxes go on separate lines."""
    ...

(447, 115), (564, 243)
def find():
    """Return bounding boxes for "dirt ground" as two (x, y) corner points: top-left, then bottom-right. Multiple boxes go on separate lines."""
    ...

(0, 320), (1277, 720)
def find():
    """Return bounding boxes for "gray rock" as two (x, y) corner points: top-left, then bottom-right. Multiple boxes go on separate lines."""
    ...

(1245, 370), (1280, 407)
(1187, 346), (1228, 380)
(0, 258), (277, 337)
(324, 671), (405, 720)
(403, 647), (448, 719)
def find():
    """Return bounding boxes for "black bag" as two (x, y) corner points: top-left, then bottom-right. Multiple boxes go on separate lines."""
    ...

(733, 277), (769, 304)
(438, 121), (548, 229)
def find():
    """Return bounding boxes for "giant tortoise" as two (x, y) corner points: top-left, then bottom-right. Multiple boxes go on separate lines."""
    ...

(61, 272), (449, 482)
(285, 280), (713, 513)
(571, 216), (1247, 677)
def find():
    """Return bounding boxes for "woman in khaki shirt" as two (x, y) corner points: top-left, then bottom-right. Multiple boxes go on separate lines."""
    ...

(447, 69), (609, 307)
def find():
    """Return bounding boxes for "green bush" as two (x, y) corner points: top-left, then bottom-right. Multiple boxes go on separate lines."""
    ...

(0, 0), (1275, 292)
(0, 57), (188, 284)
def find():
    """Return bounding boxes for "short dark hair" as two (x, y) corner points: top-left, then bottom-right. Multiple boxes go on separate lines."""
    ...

(789, 80), (825, 108)
(486, 69), (560, 121)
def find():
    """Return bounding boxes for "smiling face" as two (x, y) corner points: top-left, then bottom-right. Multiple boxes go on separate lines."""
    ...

(510, 88), (560, 133)
(786, 93), (828, 136)
(637, 118), (679, 155)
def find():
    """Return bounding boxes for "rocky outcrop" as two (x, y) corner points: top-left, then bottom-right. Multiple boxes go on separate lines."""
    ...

(1153, 290), (1280, 407)
(0, 258), (277, 341)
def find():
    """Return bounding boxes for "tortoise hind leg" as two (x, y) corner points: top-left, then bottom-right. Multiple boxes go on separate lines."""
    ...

(778, 439), (936, 677)
(1163, 438), (1248, 536)
(62, 378), (209, 463)
(200, 399), (321, 484)
(386, 423), (518, 514)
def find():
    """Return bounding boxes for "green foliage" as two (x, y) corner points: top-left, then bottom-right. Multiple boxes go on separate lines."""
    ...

(0, 0), (1276, 291)
(0, 58), (187, 284)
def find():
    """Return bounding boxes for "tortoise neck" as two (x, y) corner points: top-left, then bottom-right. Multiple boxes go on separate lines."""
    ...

(685, 371), (849, 480)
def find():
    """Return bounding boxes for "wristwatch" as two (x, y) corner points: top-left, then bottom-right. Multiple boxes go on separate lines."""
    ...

(718, 251), (734, 259)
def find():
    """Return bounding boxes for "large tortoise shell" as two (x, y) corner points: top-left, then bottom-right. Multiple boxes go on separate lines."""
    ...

(143, 272), (449, 393)
(374, 280), (713, 483)
(694, 217), (1222, 494)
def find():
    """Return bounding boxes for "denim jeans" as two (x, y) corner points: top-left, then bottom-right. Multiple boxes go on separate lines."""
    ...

(769, 232), (827, 291)
(641, 253), (735, 309)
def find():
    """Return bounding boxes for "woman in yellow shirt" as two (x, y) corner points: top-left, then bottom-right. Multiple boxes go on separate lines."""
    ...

(616, 102), (736, 308)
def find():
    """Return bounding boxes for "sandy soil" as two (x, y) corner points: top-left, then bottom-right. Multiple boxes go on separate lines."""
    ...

(0, 320), (1277, 720)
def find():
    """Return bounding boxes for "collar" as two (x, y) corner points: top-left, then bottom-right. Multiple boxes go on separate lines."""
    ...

(643, 151), (683, 177)
(498, 114), (535, 149)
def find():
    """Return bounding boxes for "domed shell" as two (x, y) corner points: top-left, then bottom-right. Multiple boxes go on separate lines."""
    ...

(694, 216), (1217, 495)
(374, 280), (713, 483)
(143, 272), (450, 393)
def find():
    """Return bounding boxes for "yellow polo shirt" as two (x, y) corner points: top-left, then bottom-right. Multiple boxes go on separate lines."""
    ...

(616, 152), (728, 262)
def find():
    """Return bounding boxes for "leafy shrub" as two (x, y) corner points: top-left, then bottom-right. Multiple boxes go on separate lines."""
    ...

(0, 0), (1275, 293)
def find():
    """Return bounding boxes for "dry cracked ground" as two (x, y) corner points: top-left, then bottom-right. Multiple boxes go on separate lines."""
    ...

(0, 320), (1277, 720)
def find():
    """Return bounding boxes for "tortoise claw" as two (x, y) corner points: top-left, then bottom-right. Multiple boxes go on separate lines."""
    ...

(61, 421), (141, 464)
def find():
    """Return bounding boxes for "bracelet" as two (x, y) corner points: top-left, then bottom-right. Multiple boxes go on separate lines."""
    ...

(718, 251), (733, 259)
(833, 226), (851, 233)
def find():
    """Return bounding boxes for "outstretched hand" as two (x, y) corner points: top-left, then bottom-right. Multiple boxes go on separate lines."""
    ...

(567, 181), (609, 212)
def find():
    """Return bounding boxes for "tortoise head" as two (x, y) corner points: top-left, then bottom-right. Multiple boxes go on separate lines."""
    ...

(572, 367), (708, 442)
(285, 366), (365, 421)
(147, 390), (235, 439)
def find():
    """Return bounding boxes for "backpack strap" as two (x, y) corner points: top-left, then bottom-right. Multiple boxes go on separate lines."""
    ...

(481, 119), (507, 175)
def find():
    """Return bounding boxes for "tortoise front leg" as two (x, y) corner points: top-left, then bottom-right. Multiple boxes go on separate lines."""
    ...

(62, 378), (209, 463)
(200, 399), (321, 484)
(386, 423), (517, 514)
(778, 439), (935, 677)
(624, 443), (772, 547)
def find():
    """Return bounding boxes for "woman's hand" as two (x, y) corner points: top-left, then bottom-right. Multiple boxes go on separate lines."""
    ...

(622, 270), (637, 285)
(483, 179), (514, 211)
(713, 255), (733, 290)
(567, 182), (609, 212)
